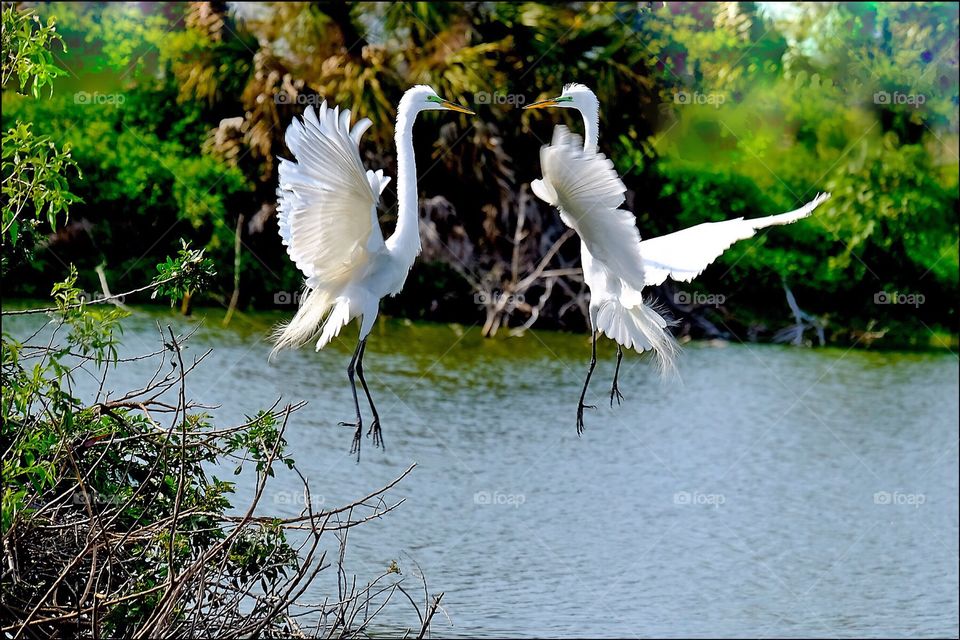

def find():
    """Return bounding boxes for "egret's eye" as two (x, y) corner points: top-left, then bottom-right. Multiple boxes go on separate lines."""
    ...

(425, 95), (442, 104)
(556, 96), (574, 103)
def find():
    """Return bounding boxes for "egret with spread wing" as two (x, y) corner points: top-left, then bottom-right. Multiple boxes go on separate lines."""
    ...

(272, 85), (474, 457)
(524, 83), (830, 434)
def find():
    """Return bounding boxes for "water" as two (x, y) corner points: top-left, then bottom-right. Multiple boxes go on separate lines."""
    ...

(5, 306), (958, 637)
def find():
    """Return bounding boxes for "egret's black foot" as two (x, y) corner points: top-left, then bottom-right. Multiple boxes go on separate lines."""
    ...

(340, 420), (363, 460)
(367, 418), (384, 449)
(576, 402), (595, 436)
(610, 382), (625, 407)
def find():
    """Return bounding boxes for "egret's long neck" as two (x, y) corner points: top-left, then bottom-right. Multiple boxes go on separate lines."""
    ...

(579, 92), (600, 153)
(388, 102), (421, 263)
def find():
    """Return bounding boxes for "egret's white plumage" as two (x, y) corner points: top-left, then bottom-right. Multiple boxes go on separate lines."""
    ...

(525, 83), (831, 432)
(272, 104), (387, 354)
(637, 192), (831, 286)
(531, 125), (677, 374)
(272, 85), (474, 455)
(531, 126), (645, 291)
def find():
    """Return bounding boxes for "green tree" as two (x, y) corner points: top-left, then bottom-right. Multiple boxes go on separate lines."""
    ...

(1, 5), (79, 249)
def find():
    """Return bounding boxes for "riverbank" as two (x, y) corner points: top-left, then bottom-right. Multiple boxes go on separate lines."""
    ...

(3, 298), (957, 354)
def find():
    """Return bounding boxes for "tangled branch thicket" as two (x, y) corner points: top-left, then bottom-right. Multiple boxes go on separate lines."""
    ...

(1, 296), (441, 638)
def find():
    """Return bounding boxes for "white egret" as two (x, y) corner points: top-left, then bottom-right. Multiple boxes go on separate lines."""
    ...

(524, 83), (830, 433)
(272, 85), (474, 456)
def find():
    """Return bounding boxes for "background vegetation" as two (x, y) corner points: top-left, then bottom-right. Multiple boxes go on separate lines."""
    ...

(2, 1), (957, 348)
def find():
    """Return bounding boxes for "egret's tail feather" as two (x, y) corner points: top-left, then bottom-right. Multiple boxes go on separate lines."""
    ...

(269, 288), (333, 360)
(595, 297), (679, 378)
(316, 299), (350, 351)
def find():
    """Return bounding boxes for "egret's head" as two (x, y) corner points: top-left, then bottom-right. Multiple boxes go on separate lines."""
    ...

(403, 85), (475, 115)
(523, 83), (595, 112)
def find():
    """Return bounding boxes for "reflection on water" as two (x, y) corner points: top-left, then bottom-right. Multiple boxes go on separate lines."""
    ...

(6, 306), (959, 637)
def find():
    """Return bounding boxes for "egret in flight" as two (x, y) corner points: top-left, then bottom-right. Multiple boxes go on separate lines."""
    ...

(524, 83), (830, 434)
(272, 85), (474, 456)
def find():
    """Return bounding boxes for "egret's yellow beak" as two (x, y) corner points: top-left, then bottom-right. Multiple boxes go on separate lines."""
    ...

(523, 97), (560, 110)
(441, 100), (475, 115)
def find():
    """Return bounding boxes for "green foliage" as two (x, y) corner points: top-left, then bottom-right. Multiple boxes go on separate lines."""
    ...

(642, 1), (958, 329)
(2, 0), (251, 291)
(151, 239), (217, 307)
(2, 327), (302, 631)
(2, 90), (250, 266)
(227, 410), (296, 477)
(2, 236), (206, 536)
(52, 265), (128, 364)
(0, 403), (58, 533)
(1, 6), (79, 249)
(1, 5), (67, 97)
(226, 522), (297, 588)
(1, 259), (302, 634)
(1, 122), (80, 246)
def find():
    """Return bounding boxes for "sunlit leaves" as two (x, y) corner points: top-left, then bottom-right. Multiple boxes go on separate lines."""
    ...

(1, 6), (79, 249)
(1, 122), (80, 246)
(0, 5), (67, 98)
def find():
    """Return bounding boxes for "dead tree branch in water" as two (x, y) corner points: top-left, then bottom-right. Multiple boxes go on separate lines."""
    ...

(420, 185), (583, 337)
(773, 279), (825, 346)
(223, 212), (245, 326)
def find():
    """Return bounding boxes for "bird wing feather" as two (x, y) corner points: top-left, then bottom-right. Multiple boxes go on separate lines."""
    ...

(638, 192), (830, 286)
(277, 102), (386, 289)
(532, 125), (647, 291)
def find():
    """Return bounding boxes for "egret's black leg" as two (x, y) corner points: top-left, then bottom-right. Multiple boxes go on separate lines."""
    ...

(338, 340), (364, 461)
(354, 340), (383, 449)
(610, 345), (625, 407)
(576, 331), (598, 435)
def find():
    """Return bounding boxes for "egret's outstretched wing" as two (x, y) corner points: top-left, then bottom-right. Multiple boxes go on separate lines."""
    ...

(639, 192), (830, 286)
(277, 103), (390, 289)
(531, 126), (646, 290)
